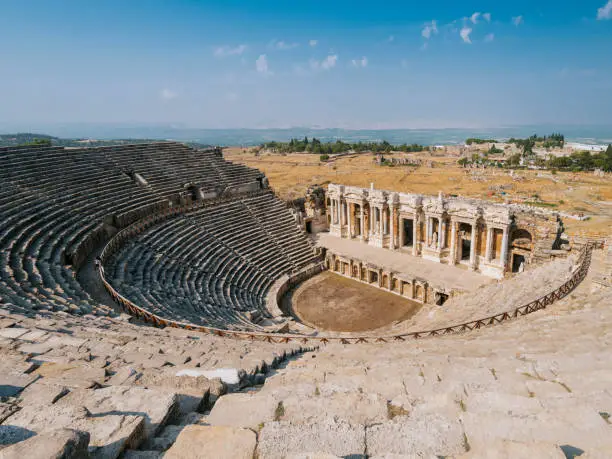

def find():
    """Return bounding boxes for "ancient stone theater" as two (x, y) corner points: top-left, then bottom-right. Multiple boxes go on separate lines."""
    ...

(0, 142), (611, 458)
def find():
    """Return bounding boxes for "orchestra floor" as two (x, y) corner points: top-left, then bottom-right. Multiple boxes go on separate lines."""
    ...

(287, 271), (421, 333)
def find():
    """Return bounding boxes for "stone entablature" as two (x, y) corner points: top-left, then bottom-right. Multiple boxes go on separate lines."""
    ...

(325, 183), (559, 279)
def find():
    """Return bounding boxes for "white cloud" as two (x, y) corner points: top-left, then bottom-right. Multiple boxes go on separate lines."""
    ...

(512, 15), (524, 26)
(321, 54), (338, 70)
(460, 27), (473, 44)
(421, 20), (438, 39)
(160, 89), (177, 100)
(483, 12), (491, 22)
(485, 33), (495, 42)
(470, 12), (481, 24)
(309, 39), (318, 47)
(214, 44), (247, 57)
(310, 54), (338, 71)
(256, 54), (272, 75)
(351, 56), (368, 68)
(270, 40), (299, 50)
(597, 0), (612, 19)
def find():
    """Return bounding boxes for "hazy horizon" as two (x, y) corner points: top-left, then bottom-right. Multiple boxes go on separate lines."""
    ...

(2, 123), (610, 147)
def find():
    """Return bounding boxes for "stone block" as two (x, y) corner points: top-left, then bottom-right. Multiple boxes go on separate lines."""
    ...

(455, 439), (566, 458)
(164, 425), (256, 459)
(0, 328), (28, 339)
(0, 428), (90, 459)
(365, 413), (467, 457)
(257, 419), (365, 458)
(58, 386), (179, 440)
(33, 362), (105, 388)
(207, 392), (277, 429)
(0, 373), (40, 397)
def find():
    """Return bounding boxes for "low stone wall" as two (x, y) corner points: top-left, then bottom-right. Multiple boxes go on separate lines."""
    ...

(266, 262), (326, 318)
(325, 251), (458, 305)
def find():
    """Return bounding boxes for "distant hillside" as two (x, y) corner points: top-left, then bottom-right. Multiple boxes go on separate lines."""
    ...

(0, 133), (58, 146)
(0, 133), (210, 149)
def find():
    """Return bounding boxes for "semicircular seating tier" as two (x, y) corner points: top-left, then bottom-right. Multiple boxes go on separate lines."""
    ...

(0, 142), (317, 328)
(104, 192), (319, 330)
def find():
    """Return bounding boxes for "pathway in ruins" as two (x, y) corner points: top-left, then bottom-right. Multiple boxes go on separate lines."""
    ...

(315, 232), (493, 291)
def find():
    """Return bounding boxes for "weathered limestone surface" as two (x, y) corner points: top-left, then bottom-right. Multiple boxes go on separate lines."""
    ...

(206, 392), (278, 429)
(257, 419), (366, 458)
(0, 428), (90, 459)
(366, 414), (467, 456)
(164, 425), (256, 459)
(0, 304), (308, 455)
(456, 440), (566, 458)
(207, 247), (612, 457)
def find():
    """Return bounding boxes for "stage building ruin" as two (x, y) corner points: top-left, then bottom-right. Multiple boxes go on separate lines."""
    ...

(322, 183), (565, 280)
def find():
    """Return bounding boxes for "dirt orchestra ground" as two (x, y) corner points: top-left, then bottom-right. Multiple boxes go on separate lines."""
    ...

(287, 271), (422, 332)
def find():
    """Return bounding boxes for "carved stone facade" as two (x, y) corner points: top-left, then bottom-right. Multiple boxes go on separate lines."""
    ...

(325, 252), (443, 304)
(326, 184), (561, 279)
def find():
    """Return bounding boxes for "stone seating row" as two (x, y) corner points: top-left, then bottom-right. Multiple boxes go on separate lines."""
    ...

(104, 192), (318, 330)
(196, 252), (612, 458)
(0, 142), (270, 321)
(0, 304), (310, 457)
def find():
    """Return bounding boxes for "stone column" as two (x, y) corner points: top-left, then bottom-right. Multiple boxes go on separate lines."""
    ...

(360, 204), (365, 240)
(469, 221), (478, 270)
(412, 213), (419, 256)
(449, 220), (457, 265)
(440, 219), (447, 249)
(383, 207), (388, 235)
(379, 207), (384, 235)
(331, 199), (336, 224)
(389, 207), (395, 249)
(485, 226), (494, 263)
(347, 203), (353, 239)
(500, 226), (509, 269)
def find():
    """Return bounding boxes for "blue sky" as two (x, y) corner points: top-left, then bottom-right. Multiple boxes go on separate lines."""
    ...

(1, 0), (611, 130)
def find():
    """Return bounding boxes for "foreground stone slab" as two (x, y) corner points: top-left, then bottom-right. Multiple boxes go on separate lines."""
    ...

(33, 362), (105, 389)
(58, 386), (179, 440)
(6, 403), (145, 459)
(80, 415), (144, 459)
(0, 428), (90, 459)
(206, 392), (277, 429)
(164, 425), (256, 459)
(0, 328), (29, 339)
(135, 369), (225, 414)
(365, 413), (467, 457)
(0, 373), (40, 397)
(456, 439), (566, 458)
(461, 407), (612, 451)
(175, 368), (243, 385)
(257, 419), (365, 458)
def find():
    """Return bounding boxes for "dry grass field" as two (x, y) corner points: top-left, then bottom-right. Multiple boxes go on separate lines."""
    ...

(288, 271), (421, 332)
(225, 147), (612, 236)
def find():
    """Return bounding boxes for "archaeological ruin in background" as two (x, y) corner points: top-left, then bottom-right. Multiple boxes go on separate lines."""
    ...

(321, 183), (566, 279)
